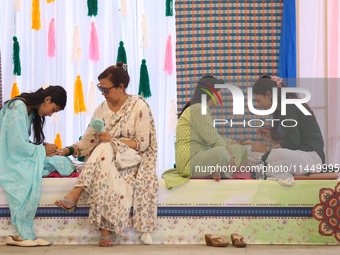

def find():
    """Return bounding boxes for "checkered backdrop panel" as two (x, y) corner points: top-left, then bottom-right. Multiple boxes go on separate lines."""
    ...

(176, 0), (283, 139)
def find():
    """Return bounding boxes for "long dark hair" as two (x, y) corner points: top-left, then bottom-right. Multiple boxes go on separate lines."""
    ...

(253, 75), (315, 141)
(0, 85), (67, 145)
(178, 76), (225, 118)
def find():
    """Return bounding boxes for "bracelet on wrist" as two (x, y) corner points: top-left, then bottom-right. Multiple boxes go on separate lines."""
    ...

(267, 145), (272, 153)
(66, 146), (74, 156)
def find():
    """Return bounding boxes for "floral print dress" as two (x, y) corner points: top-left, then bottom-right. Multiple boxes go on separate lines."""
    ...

(72, 95), (158, 236)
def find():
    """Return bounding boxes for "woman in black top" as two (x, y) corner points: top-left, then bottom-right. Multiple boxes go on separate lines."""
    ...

(250, 76), (325, 176)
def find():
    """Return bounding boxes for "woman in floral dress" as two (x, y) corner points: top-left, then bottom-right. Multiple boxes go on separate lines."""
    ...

(55, 62), (158, 246)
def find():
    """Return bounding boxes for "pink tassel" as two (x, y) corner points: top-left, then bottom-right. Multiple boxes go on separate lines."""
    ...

(163, 35), (173, 75)
(47, 18), (56, 58)
(89, 21), (100, 63)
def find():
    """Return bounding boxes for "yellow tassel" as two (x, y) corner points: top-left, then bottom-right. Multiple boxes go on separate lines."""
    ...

(54, 133), (62, 149)
(47, 0), (55, 3)
(11, 82), (20, 99)
(74, 75), (87, 114)
(31, 0), (41, 31)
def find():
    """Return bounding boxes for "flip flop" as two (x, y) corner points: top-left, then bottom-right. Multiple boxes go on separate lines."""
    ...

(54, 198), (77, 213)
(98, 235), (113, 247)
(205, 234), (229, 247)
(231, 233), (247, 247)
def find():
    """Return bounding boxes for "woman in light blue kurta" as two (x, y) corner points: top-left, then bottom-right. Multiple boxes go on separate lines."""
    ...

(0, 85), (72, 246)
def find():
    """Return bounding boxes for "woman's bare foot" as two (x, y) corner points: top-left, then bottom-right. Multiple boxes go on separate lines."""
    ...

(98, 229), (113, 246)
(210, 172), (221, 182)
(55, 187), (83, 209)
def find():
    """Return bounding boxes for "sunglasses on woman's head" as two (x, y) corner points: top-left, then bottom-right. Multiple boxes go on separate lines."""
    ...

(96, 83), (115, 95)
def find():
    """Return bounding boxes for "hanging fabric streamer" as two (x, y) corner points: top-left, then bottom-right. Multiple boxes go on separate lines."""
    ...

(87, 0), (98, 17)
(31, 0), (41, 31)
(14, 0), (22, 11)
(89, 22), (100, 63)
(86, 80), (97, 117)
(51, 112), (59, 125)
(51, 113), (62, 149)
(72, 25), (83, 63)
(117, 41), (127, 64)
(12, 36), (21, 76)
(278, 0), (296, 85)
(138, 59), (151, 99)
(12, 35), (21, 101)
(165, 0), (173, 17)
(11, 83), (20, 99)
(163, 35), (173, 75)
(48, 18), (56, 58)
(47, 0), (55, 3)
(74, 75), (87, 115)
(121, 0), (127, 17)
(140, 13), (150, 50)
(167, 98), (177, 135)
(54, 133), (62, 149)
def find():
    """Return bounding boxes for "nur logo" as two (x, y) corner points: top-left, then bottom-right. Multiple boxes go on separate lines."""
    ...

(201, 84), (312, 116)
(198, 82), (222, 114)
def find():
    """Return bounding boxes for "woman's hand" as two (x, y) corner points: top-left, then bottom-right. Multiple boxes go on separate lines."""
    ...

(98, 132), (112, 143)
(257, 128), (275, 144)
(225, 147), (236, 167)
(45, 143), (58, 156)
(251, 141), (267, 153)
(238, 138), (254, 145)
(52, 148), (69, 156)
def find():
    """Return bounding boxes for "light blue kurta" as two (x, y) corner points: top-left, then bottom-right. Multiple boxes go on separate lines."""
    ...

(0, 100), (75, 240)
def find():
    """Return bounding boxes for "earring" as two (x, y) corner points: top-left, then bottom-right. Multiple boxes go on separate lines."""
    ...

(120, 90), (122, 93)
(43, 103), (46, 107)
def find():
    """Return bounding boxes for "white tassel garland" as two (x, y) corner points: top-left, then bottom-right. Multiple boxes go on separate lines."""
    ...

(71, 25), (83, 63)
(51, 112), (59, 125)
(86, 81), (97, 117)
(121, 0), (127, 17)
(14, 0), (22, 11)
(140, 13), (150, 50)
(167, 98), (177, 135)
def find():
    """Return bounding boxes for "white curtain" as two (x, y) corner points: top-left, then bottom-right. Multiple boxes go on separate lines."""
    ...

(298, 0), (340, 166)
(0, 0), (177, 176)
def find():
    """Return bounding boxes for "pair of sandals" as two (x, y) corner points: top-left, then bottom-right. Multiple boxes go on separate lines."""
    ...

(55, 198), (113, 247)
(205, 233), (247, 247)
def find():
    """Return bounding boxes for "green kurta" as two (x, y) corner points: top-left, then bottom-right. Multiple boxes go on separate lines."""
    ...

(162, 103), (247, 189)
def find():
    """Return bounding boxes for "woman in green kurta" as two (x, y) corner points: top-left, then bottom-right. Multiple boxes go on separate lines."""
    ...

(162, 76), (247, 189)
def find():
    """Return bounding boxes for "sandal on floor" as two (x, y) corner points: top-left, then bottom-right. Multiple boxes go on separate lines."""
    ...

(231, 233), (247, 247)
(99, 235), (113, 247)
(6, 236), (38, 247)
(205, 234), (229, 247)
(54, 198), (77, 213)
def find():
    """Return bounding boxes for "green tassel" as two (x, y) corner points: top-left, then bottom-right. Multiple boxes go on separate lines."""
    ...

(166, 0), (173, 17)
(87, 0), (98, 17)
(77, 136), (85, 162)
(12, 36), (21, 76)
(116, 41), (127, 64)
(138, 59), (152, 99)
